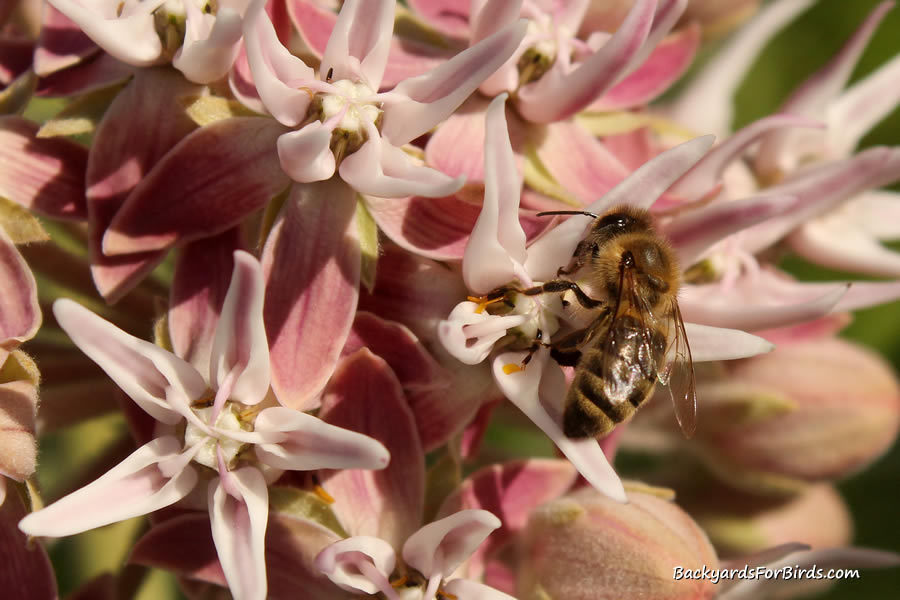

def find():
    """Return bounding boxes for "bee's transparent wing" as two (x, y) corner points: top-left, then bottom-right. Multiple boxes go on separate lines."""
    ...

(662, 299), (698, 438)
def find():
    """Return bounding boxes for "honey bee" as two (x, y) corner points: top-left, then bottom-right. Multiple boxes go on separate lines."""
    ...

(486, 205), (697, 438)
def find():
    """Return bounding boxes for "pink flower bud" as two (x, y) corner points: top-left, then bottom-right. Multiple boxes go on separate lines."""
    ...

(0, 352), (40, 493)
(693, 337), (900, 494)
(519, 487), (718, 600)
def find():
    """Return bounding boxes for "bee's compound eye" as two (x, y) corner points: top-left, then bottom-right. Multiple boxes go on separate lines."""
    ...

(646, 273), (669, 292)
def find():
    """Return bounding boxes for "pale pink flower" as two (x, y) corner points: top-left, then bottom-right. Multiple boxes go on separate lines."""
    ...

(19, 251), (389, 600)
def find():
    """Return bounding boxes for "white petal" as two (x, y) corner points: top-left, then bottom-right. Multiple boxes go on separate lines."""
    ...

(19, 437), (197, 537)
(315, 536), (397, 595)
(682, 323), (774, 362)
(52, 299), (207, 425)
(437, 302), (527, 365)
(277, 123), (338, 183)
(402, 509), (500, 579)
(173, 7), (244, 84)
(321, 0), (394, 89)
(209, 467), (269, 600)
(253, 407), (389, 471)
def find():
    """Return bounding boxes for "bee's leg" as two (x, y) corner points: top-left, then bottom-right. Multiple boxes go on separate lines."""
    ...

(520, 279), (604, 309)
(502, 329), (551, 374)
(556, 240), (594, 276)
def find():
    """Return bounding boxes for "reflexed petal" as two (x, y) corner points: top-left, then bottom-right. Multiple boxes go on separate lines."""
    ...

(276, 122), (337, 183)
(380, 20), (527, 146)
(102, 117), (288, 256)
(266, 512), (347, 600)
(263, 180), (359, 410)
(243, 0), (316, 126)
(19, 437), (198, 537)
(443, 578), (517, 600)
(524, 135), (714, 280)
(130, 513), (225, 586)
(493, 350), (627, 502)
(0, 116), (87, 220)
(668, 0), (816, 134)
(410, 0), (472, 39)
(340, 135), (464, 198)
(210, 251), (269, 406)
(319, 350), (424, 548)
(403, 509), (500, 579)
(683, 323), (774, 362)
(52, 299), (207, 424)
(254, 406), (389, 470)
(315, 536), (397, 595)
(0, 230), (40, 348)
(321, 0), (394, 89)
(33, 5), (98, 76)
(47, 0), (166, 66)
(516, 0), (655, 123)
(0, 489), (57, 600)
(438, 302), (527, 365)
(209, 467), (269, 600)
(463, 94), (527, 294)
(170, 229), (244, 373)
(36, 52), (134, 98)
(174, 6), (244, 84)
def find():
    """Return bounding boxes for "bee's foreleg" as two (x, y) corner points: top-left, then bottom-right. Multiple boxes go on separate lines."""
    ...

(521, 279), (604, 309)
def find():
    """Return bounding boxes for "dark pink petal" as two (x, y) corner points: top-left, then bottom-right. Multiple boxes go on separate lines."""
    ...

(286, 0), (335, 60)
(130, 512), (227, 586)
(319, 349), (424, 549)
(407, 0), (471, 39)
(209, 467), (269, 600)
(380, 20), (527, 146)
(19, 437), (199, 537)
(534, 119), (630, 206)
(0, 231), (40, 349)
(86, 68), (198, 302)
(425, 96), (490, 183)
(102, 117), (289, 256)
(170, 229), (244, 373)
(33, 4), (98, 76)
(263, 180), (360, 411)
(67, 574), (115, 600)
(437, 459), (578, 578)
(321, 0), (394, 89)
(0, 116), (87, 220)
(592, 24), (700, 111)
(0, 37), (34, 86)
(266, 513), (348, 600)
(0, 491), (57, 600)
(36, 52), (134, 98)
(516, 0), (655, 123)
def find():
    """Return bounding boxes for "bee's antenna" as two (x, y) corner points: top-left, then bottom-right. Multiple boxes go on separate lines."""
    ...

(536, 210), (599, 219)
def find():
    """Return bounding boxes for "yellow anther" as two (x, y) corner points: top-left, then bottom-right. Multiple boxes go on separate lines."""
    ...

(390, 575), (409, 588)
(466, 295), (504, 314)
(502, 363), (523, 375)
(314, 484), (335, 504)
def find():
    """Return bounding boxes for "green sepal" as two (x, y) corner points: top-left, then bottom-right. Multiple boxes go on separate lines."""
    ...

(181, 95), (260, 127)
(356, 197), (379, 294)
(0, 197), (50, 244)
(37, 83), (126, 139)
(268, 486), (348, 538)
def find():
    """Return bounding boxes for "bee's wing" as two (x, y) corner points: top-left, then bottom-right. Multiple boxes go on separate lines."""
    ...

(662, 299), (698, 438)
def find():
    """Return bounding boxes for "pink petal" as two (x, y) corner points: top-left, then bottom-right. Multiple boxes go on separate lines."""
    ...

(265, 512), (347, 600)
(36, 52), (134, 97)
(437, 459), (578, 579)
(33, 4), (98, 76)
(210, 251), (270, 406)
(380, 20), (527, 146)
(670, 114), (824, 201)
(443, 578), (517, 600)
(789, 218), (900, 278)
(533, 119), (630, 206)
(170, 229), (244, 373)
(130, 512), (226, 585)
(603, 127), (657, 170)
(263, 180), (359, 410)
(319, 349), (424, 548)
(0, 116), (87, 220)
(19, 437), (198, 537)
(286, 0), (334, 61)
(254, 406), (389, 471)
(408, 0), (471, 39)
(102, 117), (289, 256)
(339, 134), (464, 198)
(469, 0), (523, 44)
(664, 194), (798, 266)
(492, 350), (627, 502)
(314, 536), (397, 596)
(0, 230), (40, 349)
(463, 94), (527, 294)
(0, 37), (34, 86)
(683, 323), (774, 362)
(52, 299), (207, 424)
(209, 467), (269, 600)
(242, 0), (316, 126)
(402, 509), (501, 578)
(516, 0), (655, 123)
(321, 0), (394, 89)
(276, 122), (337, 183)
(0, 490), (57, 600)
(668, 0), (817, 134)
(424, 95), (491, 183)
(86, 68), (199, 302)
(524, 134), (714, 280)
(592, 24), (699, 110)
(173, 6), (244, 84)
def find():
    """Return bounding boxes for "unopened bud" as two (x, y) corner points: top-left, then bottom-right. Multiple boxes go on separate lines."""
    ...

(519, 486), (717, 599)
(0, 352), (40, 486)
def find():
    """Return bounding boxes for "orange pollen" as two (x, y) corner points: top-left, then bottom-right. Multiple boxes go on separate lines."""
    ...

(314, 484), (335, 504)
(466, 295), (505, 314)
(502, 363), (523, 375)
(299, 87), (315, 101)
(390, 575), (409, 588)
(437, 591), (458, 600)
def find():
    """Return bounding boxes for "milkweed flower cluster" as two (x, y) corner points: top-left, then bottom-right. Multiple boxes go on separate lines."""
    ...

(2, 0), (900, 599)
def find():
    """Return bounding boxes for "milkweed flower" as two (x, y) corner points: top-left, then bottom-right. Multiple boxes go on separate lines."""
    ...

(19, 251), (389, 600)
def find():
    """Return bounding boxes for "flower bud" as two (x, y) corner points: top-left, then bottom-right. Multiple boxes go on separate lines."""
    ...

(692, 338), (900, 495)
(0, 351), (40, 501)
(518, 486), (717, 600)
